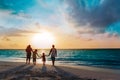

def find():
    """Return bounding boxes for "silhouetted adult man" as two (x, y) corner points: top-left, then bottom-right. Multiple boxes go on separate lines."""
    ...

(48, 45), (57, 66)
(25, 45), (33, 64)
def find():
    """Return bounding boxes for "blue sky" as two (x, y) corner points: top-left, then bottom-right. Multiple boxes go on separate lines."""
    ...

(0, 0), (120, 48)
(0, 0), (120, 35)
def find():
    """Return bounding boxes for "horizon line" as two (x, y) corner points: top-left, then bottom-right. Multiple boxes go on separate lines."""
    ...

(0, 48), (120, 50)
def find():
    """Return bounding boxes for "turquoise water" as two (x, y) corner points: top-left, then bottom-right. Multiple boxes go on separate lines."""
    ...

(0, 49), (120, 70)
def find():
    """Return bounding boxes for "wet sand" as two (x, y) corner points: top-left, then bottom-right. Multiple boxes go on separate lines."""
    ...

(0, 61), (120, 80)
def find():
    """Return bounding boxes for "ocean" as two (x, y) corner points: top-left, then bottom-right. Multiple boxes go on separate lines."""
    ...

(0, 49), (120, 70)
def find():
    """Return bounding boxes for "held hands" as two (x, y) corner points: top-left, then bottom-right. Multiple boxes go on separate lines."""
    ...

(37, 54), (41, 58)
(44, 55), (49, 57)
(47, 53), (50, 57)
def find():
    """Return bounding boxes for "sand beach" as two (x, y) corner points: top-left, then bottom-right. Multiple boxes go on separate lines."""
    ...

(0, 61), (120, 80)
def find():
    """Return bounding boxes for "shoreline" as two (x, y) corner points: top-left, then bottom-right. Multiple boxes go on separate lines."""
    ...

(0, 61), (120, 80)
(1, 59), (120, 71)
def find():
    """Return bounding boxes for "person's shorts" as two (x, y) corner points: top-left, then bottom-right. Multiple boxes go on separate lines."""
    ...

(51, 57), (55, 61)
(27, 53), (31, 59)
(33, 58), (36, 62)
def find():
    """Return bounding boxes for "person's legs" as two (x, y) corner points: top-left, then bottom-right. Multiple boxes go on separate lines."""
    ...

(44, 61), (46, 65)
(33, 61), (36, 65)
(43, 61), (44, 65)
(26, 58), (28, 64)
(33, 58), (34, 65)
(28, 57), (30, 64)
(52, 60), (54, 66)
(28, 54), (31, 64)
(34, 59), (36, 65)
(33, 58), (36, 65)
(26, 54), (29, 64)
(51, 57), (55, 66)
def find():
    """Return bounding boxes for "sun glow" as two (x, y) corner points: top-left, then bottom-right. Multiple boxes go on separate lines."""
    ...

(31, 31), (56, 49)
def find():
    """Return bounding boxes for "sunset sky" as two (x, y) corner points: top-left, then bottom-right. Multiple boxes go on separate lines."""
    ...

(0, 0), (120, 49)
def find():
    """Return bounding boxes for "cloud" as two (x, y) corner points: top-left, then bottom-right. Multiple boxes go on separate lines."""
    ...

(0, 26), (4, 28)
(1, 36), (11, 41)
(0, 0), (36, 14)
(0, 9), (31, 20)
(65, 0), (120, 34)
(16, 12), (32, 19)
(0, 27), (40, 36)
(10, 43), (18, 47)
(0, 10), (33, 32)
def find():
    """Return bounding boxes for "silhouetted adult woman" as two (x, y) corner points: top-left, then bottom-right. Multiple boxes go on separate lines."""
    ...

(25, 45), (33, 64)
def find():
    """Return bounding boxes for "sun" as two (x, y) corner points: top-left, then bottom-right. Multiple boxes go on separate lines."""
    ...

(31, 31), (56, 49)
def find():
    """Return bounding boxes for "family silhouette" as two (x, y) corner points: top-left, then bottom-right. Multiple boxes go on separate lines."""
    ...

(25, 44), (57, 66)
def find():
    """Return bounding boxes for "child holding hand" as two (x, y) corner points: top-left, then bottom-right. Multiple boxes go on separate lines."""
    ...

(33, 49), (40, 65)
(41, 52), (48, 65)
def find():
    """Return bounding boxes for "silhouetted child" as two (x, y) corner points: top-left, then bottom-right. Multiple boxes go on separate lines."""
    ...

(33, 49), (40, 65)
(41, 53), (47, 65)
